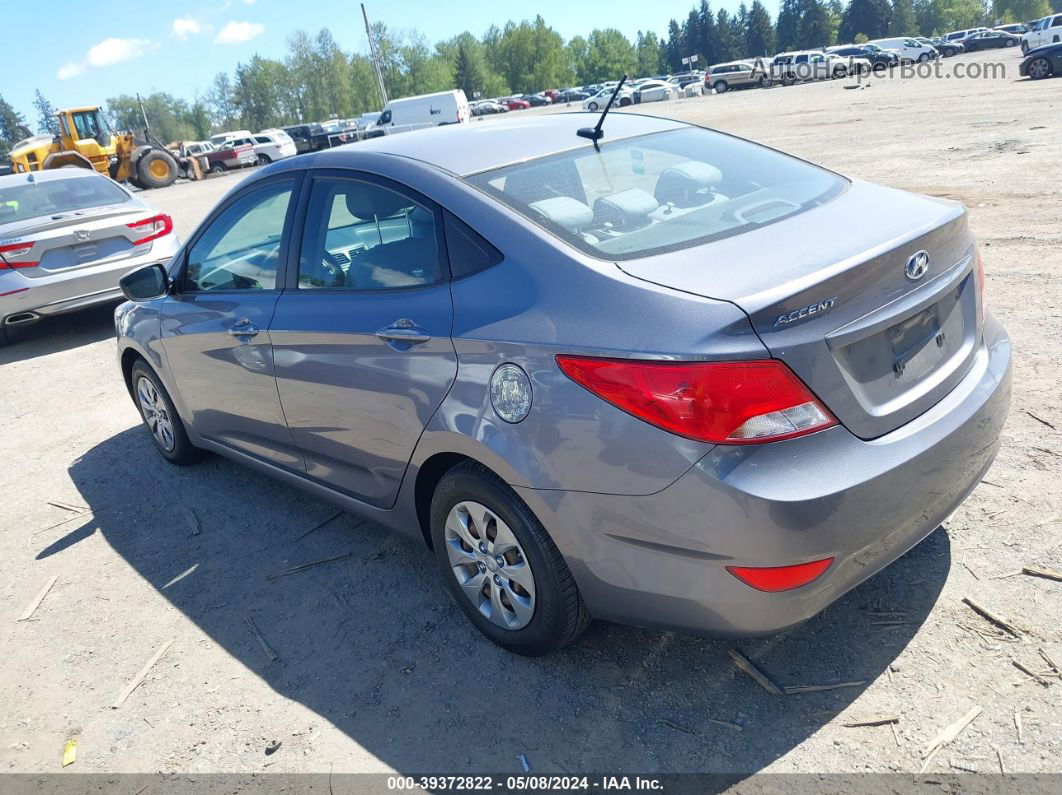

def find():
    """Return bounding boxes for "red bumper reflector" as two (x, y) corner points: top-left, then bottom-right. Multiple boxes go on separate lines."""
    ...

(0, 287), (30, 297)
(726, 557), (834, 592)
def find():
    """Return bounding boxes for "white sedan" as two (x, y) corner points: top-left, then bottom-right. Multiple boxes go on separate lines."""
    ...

(581, 87), (633, 111)
(632, 81), (677, 104)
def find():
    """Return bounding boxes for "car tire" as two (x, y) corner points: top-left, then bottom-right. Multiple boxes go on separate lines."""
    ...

(587, 101), (599, 111)
(713, 80), (728, 94)
(918, 53), (930, 63)
(833, 66), (848, 78)
(1027, 57), (1053, 79)
(1021, 41), (1029, 54)
(136, 150), (178, 190)
(1005, 39), (1016, 47)
(130, 360), (203, 466)
(210, 163), (227, 174)
(257, 153), (272, 166)
(758, 75), (772, 87)
(618, 97), (631, 106)
(430, 461), (591, 656)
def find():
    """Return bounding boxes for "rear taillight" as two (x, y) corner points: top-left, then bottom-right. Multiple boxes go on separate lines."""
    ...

(0, 242), (38, 269)
(555, 356), (836, 444)
(127, 213), (174, 246)
(726, 557), (834, 592)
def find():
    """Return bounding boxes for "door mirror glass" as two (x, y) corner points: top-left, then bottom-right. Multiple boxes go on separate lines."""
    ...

(120, 263), (169, 301)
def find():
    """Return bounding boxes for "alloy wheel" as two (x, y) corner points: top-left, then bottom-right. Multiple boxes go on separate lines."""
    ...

(136, 376), (175, 452)
(1028, 58), (1051, 79)
(444, 500), (536, 630)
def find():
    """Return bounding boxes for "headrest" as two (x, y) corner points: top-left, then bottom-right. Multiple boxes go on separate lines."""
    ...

(593, 188), (659, 229)
(528, 196), (594, 232)
(344, 184), (410, 220)
(654, 161), (723, 207)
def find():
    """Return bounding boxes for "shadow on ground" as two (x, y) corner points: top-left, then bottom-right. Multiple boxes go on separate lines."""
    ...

(0, 303), (119, 365)
(60, 426), (951, 773)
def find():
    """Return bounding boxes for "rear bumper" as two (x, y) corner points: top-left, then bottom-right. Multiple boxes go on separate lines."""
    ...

(0, 238), (180, 323)
(517, 314), (1012, 636)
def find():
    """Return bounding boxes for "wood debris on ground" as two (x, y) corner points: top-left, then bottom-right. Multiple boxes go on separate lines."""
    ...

(920, 705), (982, 772)
(843, 714), (900, 728)
(1022, 565), (1062, 582)
(1012, 659), (1053, 687)
(245, 615), (279, 662)
(112, 639), (175, 709)
(727, 649), (781, 695)
(961, 597), (1024, 638)
(182, 506), (201, 536)
(1014, 710), (1024, 743)
(17, 574), (59, 622)
(706, 717), (743, 732)
(292, 510), (343, 543)
(783, 681), (866, 694)
(266, 552), (352, 579)
(47, 501), (87, 513)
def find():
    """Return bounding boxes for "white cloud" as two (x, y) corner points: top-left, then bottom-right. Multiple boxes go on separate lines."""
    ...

(172, 18), (202, 38)
(57, 61), (84, 79)
(214, 20), (264, 44)
(243, 0), (257, 5)
(87, 37), (151, 67)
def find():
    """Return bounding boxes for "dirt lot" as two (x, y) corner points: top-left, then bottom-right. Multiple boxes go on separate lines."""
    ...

(2, 50), (1060, 778)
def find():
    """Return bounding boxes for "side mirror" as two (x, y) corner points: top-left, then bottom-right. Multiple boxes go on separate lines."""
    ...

(120, 263), (170, 301)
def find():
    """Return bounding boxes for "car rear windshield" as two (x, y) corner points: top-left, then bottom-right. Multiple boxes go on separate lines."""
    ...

(0, 175), (131, 223)
(464, 127), (846, 260)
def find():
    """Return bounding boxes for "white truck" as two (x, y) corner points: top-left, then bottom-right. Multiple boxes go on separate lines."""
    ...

(373, 90), (470, 129)
(1022, 14), (1062, 53)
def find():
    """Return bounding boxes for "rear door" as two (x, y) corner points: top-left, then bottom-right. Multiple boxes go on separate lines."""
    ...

(160, 176), (305, 469)
(270, 171), (457, 508)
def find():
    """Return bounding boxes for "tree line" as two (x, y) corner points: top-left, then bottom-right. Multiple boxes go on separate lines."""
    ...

(1, 0), (1059, 154)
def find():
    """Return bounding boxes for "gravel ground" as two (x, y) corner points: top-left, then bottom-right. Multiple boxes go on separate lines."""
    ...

(1, 50), (1060, 777)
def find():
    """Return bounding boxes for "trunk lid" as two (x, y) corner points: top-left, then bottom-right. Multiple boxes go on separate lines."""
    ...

(616, 180), (982, 439)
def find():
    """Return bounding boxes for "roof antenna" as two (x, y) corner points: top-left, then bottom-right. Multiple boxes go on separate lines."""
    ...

(577, 74), (628, 152)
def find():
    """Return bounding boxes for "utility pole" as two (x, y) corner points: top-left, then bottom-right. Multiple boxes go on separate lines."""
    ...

(362, 3), (389, 107)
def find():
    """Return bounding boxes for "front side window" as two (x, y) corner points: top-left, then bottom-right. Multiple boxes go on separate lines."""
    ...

(466, 127), (845, 261)
(185, 181), (293, 291)
(71, 112), (102, 142)
(298, 178), (442, 290)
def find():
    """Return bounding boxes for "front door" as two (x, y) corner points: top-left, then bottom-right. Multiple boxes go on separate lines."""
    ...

(160, 177), (304, 470)
(270, 173), (457, 508)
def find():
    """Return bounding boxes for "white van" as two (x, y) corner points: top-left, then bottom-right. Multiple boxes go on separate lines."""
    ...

(868, 37), (938, 63)
(375, 90), (470, 128)
(1022, 14), (1062, 53)
(943, 27), (988, 42)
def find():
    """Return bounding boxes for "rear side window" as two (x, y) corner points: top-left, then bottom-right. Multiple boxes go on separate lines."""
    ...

(0, 174), (130, 223)
(443, 211), (503, 279)
(465, 127), (845, 261)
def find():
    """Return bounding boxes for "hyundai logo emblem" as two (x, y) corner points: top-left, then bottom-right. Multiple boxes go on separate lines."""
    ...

(905, 250), (930, 281)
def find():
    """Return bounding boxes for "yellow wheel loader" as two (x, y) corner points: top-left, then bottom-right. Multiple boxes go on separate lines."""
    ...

(8, 105), (187, 189)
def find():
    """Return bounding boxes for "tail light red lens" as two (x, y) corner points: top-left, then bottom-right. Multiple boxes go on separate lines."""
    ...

(127, 214), (174, 246)
(726, 558), (834, 592)
(0, 242), (38, 269)
(555, 356), (836, 444)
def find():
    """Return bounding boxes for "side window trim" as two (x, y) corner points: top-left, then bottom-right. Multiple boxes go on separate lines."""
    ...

(285, 169), (449, 293)
(175, 174), (304, 295)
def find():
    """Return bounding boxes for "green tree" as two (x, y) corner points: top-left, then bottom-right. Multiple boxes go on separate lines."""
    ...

(745, 0), (777, 57)
(797, 0), (834, 46)
(0, 94), (30, 159)
(992, 0), (1049, 20)
(635, 31), (665, 76)
(33, 90), (58, 135)
(107, 93), (197, 143)
(567, 35), (590, 83)
(715, 9), (743, 60)
(840, 0), (893, 41)
(582, 28), (637, 83)
(666, 18), (684, 71)
(889, 0), (918, 34)
(207, 72), (238, 132)
(776, 0), (802, 50)
(683, 9), (702, 63)
(698, 0), (719, 64)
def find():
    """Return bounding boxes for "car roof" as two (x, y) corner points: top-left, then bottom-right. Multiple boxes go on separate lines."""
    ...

(0, 168), (118, 188)
(319, 112), (687, 176)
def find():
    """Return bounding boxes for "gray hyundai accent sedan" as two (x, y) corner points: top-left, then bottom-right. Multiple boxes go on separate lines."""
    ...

(114, 112), (1011, 655)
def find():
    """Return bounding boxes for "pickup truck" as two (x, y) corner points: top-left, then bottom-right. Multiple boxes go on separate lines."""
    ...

(172, 141), (256, 174)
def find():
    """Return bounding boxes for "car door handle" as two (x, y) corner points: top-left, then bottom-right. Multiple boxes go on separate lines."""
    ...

(375, 320), (430, 345)
(228, 319), (259, 337)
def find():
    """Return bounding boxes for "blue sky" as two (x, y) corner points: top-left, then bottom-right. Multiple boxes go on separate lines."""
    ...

(6, 0), (769, 124)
